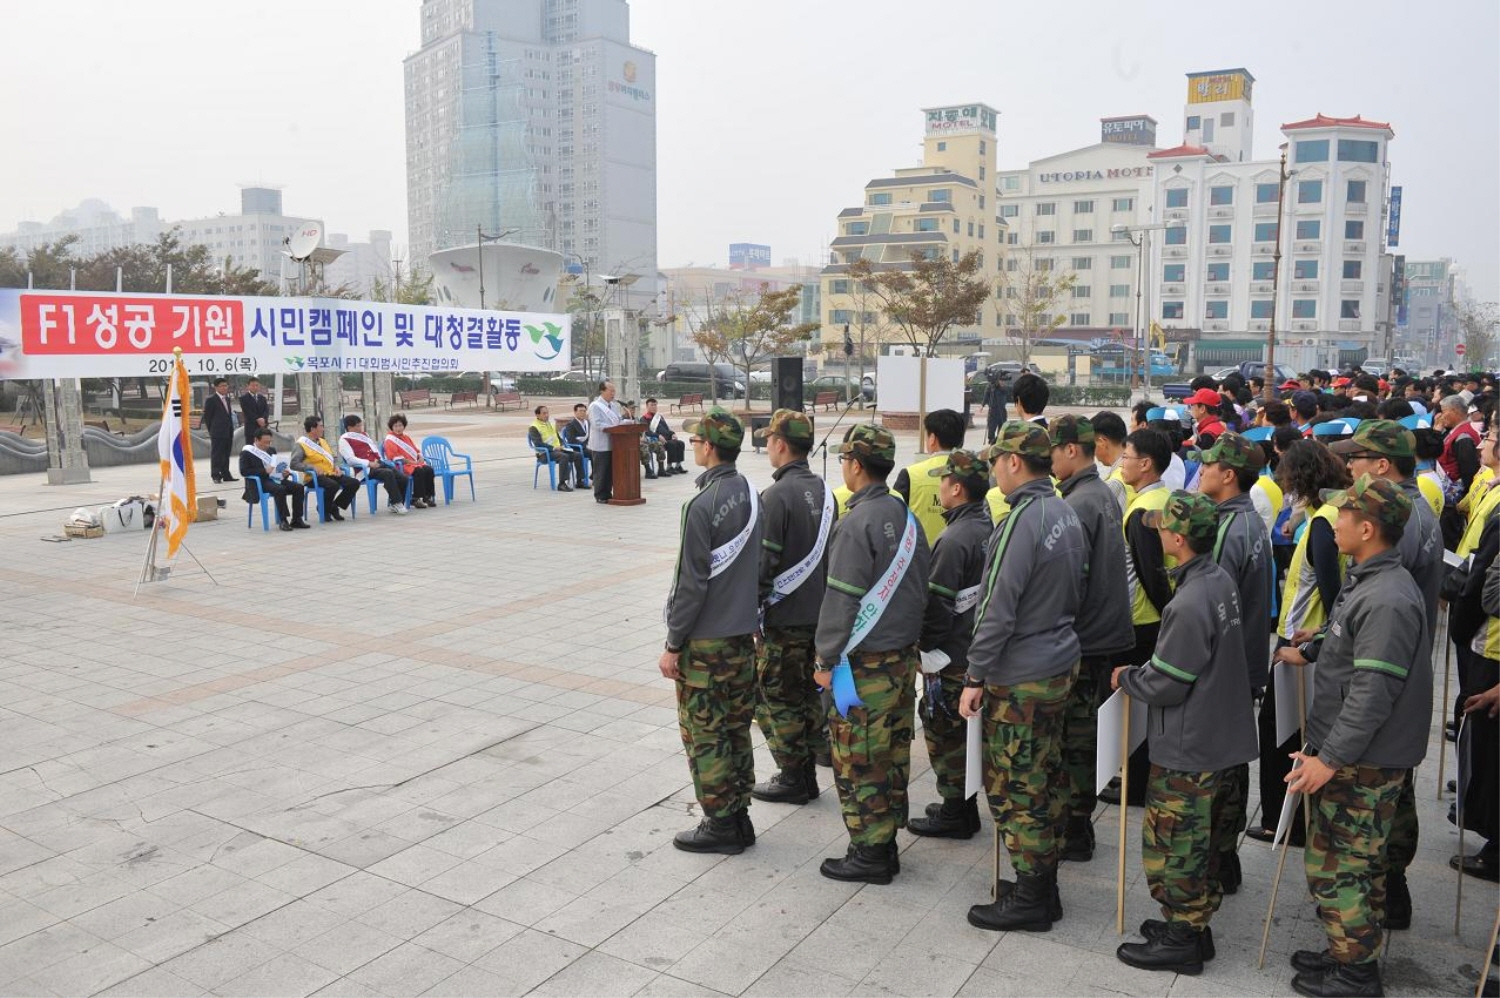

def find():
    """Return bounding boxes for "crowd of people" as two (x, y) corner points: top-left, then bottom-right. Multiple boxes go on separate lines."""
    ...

(657, 366), (1499, 998)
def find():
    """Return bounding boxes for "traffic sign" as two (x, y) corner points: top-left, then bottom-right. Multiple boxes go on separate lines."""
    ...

(1456, 343), (1467, 356)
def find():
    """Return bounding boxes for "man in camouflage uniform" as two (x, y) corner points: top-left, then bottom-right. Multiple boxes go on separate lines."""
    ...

(660, 408), (764, 854)
(1191, 430), (1273, 896)
(814, 424), (931, 884)
(1051, 415), (1135, 862)
(750, 409), (832, 805)
(961, 421), (1086, 932)
(909, 449), (993, 839)
(1111, 491), (1258, 974)
(1273, 475), (1431, 998)
(1330, 419), (1443, 930)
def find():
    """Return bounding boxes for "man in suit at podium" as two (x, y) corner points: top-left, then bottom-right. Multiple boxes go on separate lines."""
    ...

(587, 380), (623, 504)
(201, 377), (239, 483)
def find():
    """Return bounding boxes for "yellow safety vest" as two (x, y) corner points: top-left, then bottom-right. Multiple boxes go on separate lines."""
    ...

(1107, 465), (1137, 511)
(531, 419), (563, 450)
(1417, 474), (1444, 518)
(298, 438), (338, 476)
(901, 451), (953, 546)
(1460, 467), (1495, 520)
(1458, 479), (1500, 557)
(1125, 484), (1175, 626)
(1279, 504), (1344, 639)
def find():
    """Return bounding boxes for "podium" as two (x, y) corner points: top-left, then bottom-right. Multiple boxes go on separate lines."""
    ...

(605, 423), (647, 506)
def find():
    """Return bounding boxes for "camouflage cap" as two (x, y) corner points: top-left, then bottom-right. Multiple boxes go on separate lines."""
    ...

(1141, 489), (1220, 543)
(1327, 418), (1416, 459)
(1319, 473), (1413, 529)
(681, 407), (744, 449)
(981, 420), (1052, 461)
(1187, 431), (1264, 471)
(752, 408), (814, 446)
(836, 423), (896, 466)
(1049, 414), (1095, 447)
(926, 448), (991, 487)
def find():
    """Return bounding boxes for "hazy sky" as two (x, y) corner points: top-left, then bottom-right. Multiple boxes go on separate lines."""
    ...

(2, 1), (1496, 298)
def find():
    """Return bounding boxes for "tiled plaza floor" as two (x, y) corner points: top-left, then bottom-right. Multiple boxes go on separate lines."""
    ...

(0, 407), (1491, 996)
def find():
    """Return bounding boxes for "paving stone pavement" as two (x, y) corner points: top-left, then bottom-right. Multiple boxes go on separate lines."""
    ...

(0, 407), (1491, 997)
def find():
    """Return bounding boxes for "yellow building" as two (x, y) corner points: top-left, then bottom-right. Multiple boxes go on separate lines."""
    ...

(821, 104), (1003, 357)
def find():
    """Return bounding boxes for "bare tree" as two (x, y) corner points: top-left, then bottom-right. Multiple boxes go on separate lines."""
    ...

(700, 283), (819, 411)
(1455, 300), (1499, 371)
(994, 244), (1079, 368)
(688, 290), (737, 402)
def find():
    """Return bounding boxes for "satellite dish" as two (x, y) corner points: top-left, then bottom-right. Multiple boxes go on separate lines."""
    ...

(285, 223), (323, 262)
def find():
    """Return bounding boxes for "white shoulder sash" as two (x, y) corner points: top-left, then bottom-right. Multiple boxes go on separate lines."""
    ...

(708, 479), (759, 578)
(842, 509), (920, 656)
(767, 484), (835, 604)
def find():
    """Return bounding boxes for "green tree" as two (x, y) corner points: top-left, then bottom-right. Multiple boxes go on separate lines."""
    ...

(994, 245), (1079, 368)
(708, 282), (819, 411)
(372, 264), (435, 306)
(847, 249), (993, 356)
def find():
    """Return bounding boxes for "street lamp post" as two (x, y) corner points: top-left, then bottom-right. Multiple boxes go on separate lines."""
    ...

(1112, 219), (1172, 399)
(1264, 145), (1291, 402)
(476, 226), (518, 404)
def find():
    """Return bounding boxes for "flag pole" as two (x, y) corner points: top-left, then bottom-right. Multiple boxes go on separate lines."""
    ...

(133, 472), (168, 596)
(1116, 694), (1130, 935)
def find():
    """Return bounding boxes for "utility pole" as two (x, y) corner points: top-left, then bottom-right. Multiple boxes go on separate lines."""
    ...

(1264, 144), (1290, 402)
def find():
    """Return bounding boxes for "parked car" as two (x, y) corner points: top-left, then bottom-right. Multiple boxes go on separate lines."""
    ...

(548, 370), (592, 382)
(1210, 363), (1297, 384)
(984, 361), (1042, 380)
(806, 374), (874, 404)
(656, 362), (745, 399)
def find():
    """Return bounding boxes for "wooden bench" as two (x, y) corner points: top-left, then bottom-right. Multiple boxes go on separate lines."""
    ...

(669, 392), (704, 414)
(814, 390), (839, 411)
(491, 390), (525, 411)
(398, 388), (435, 408)
(446, 390), (480, 409)
(86, 419), (125, 436)
(0, 423), (27, 437)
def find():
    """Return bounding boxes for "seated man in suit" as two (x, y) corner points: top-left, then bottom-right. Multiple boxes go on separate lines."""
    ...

(339, 414), (410, 514)
(528, 404), (584, 491)
(291, 416), (360, 521)
(641, 397), (685, 476)
(561, 402), (591, 485)
(240, 427), (308, 530)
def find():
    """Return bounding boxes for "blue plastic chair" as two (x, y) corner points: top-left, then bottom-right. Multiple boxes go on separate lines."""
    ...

(246, 477), (281, 531)
(528, 440), (559, 490)
(287, 468), (328, 524)
(567, 441), (591, 486)
(355, 463), (415, 512)
(422, 436), (476, 504)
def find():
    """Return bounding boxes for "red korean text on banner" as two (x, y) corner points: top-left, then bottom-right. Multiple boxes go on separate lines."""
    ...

(19, 295), (245, 356)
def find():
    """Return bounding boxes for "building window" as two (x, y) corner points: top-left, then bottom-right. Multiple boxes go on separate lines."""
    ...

(1163, 263), (1185, 282)
(1255, 182), (1279, 203)
(980, 140), (986, 154)
(1298, 179), (1324, 204)
(1341, 300), (1361, 319)
(1165, 188), (1189, 208)
(979, 195), (985, 209)
(1295, 219), (1321, 240)
(870, 192), (892, 205)
(1006, 258), (1019, 272)
(1110, 284), (1130, 297)
(1186, 115), (1200, 130)
(1337, 139), (1380, 163)
(1295, 139), (1329, 163)
(1253, 261), (1275, 280)
(1036, 258), (1054, 272)
(954, 220), (961, 234)
(1003, 314), (1017, 326)
(1254, 221), (1279, 242)
(1346, 179), (1367, 203)
(1112, 229), (1132, 242)
(1345, 220), (1365, 239)
(1210, 185), (1234, 206)
(1206, 262), (1229, 282)
(1163, 301), (1184, 320)
(1038, 231), (1056, 244)
(1206, 301), (1229, 320)
(1072, 257), (1093, 270)
(1164, 226), (1186, 245)
(1037, 202), (1056, 216)
(968, 222), (975, 237)
(1000, 204), (1019, 218)
(1003, 176), (1021, 191)
(1292, 299), (1317, 319)
(1112, 197), (1134, 212)
(1074, 200), (1095, 213)
(929, 189), (952, 202)
(830, 309), (853, 324)
(1072, 285), (1091, 298)
(979, 224), (985, 239)
(831, 280), (850, 294)
(916, 218), (938, 232)
(1208, 224), (1231, 244)
(1251, 299), (1274, 319)
(1294, 259), (1320, 279)
(1343, 260), (1362, 279)
(846, 221), (868, 235)
(952, 249), (961, 262)
(936, 141), (947, 151)
(1111, 254), (1132, 269)
(1073, 229), (1093, 243)
(1007, 233), (1019, 244)
(1107, 312), (1129, 325)
(1221, 111), (1236, 127)
(1071, 313), (1091, 326)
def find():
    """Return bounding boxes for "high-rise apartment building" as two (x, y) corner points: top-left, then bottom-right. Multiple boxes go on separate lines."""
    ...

(404, 0), (656, 283)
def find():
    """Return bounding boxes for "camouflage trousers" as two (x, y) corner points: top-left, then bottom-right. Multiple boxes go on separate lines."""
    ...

(675, 635), (757, 820)
(919, 662), (968, 801)
(827, 646), (917, 848)
(1381, 769), (1419, 876)
(983, 666), (1075, 876)
(1143, 765), (1223, 929)
(755, 625), (828, 771)
(1304, 764), (1406, 965)
(1061, 655), (1114, 821)
(1208, 761), (1250, 877)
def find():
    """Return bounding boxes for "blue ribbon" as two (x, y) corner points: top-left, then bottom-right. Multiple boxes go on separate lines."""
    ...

(831, 656), (864, 717)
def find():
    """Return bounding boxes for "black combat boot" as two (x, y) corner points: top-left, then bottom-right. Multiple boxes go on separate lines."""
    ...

(820, 843), (894, 885)
(1290, 950), (1336, 973)
(1117, 920), (1205, 975)
(1214, 849), (1242, 895)
(751, 768), (812, 805)
(887, 841), (900, 875)
(968, 870), (1054, 932)
(909, 796), (979, 839)
(673, 814), (747, 855)
(1382, 869), (1411, 929)
(995, 866), (1063, 921)
(1060, 814), (1095, 862)
(1291, 960), (1384, 997)
(814, 748), (832, 768)
(736, 810), (755, 846)
(1140, 919), (1215, 960)
(802, 762), (820, 801)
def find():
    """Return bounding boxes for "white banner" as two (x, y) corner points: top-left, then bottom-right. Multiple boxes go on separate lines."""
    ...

(0, 289), (571, 380)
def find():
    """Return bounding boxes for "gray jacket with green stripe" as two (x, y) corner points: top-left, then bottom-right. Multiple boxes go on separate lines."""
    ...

(1119, 555), (1258, 773)
(1212, 491), (1274, 690)
(665, 463), (762, 648)
(967, 477), (1085, 686)
(1305, 547), (1431, 770)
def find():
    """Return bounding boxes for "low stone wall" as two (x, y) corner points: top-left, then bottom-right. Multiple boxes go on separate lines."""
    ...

(0, 424), (297, 476)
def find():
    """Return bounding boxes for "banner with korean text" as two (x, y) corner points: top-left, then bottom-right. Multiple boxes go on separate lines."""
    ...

(0, 290), (572, 380)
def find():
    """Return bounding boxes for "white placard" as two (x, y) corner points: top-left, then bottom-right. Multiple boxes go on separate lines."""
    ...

(1096, 688), (1149, 795)
(1274, 660), (1317, 746)
(874, 355), (966, 415)
(965, 714), (982, 798)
